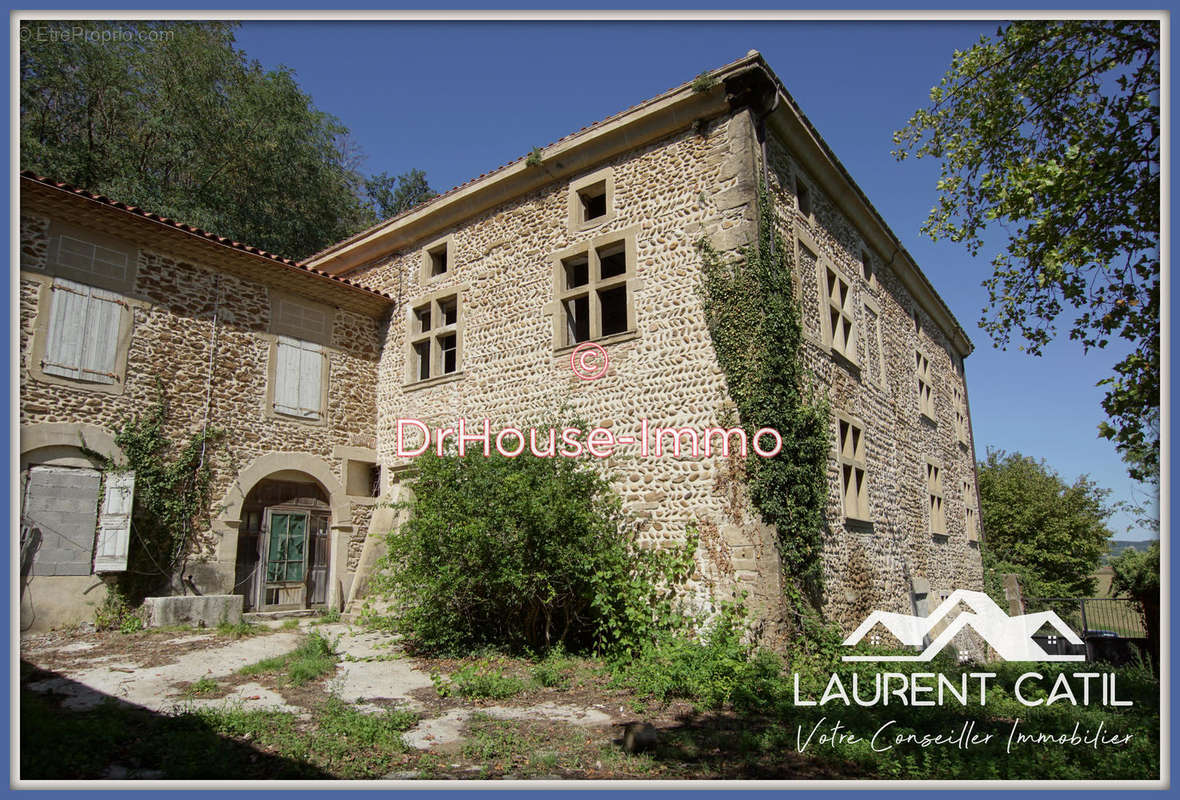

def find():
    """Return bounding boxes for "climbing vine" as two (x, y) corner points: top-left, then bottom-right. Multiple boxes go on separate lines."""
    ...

(696, 183), (830, 609)
(85, 384), (224, 606)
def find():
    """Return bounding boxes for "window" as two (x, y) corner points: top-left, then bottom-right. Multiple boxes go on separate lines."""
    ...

(860, 249), (873, 283)
(567, 167), (616, 232)
(862, 297), (885, 388)
(555, 237), (634, 347)
(41, 278), (128, 385)
(796, 178), (812, 218)
(421, 236), (454, 281)
(272, 336), (327, 421)
(837, 417), (868, 521)
(926, 461), (946, 536)
(21, 466), (102, 576)
(952, 384), (969, 445)
(963, 478), (979, 542)
(916, 351), (935, 419)
(408, 293), (461, 382)
(346, 459), (381, 498)
(822, 265), (857, 363)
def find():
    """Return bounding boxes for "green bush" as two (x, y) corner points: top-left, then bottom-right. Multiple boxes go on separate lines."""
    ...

(369, 448), (697, 656)
(432, 659), (527, 700)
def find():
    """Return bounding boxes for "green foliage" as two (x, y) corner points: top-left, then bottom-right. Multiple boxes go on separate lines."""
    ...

(216, 619), (261, 638)
(894, 21), (1160, 482)
(432, 659), (527, 700)
(18, 20), (436, 259)
(1109, 539), (1160, 648)
(977, 448), (1115, 597)
(530, 648), (574, 690)
(609, 601), (782, 710)
(526, 147), (543, 167)
(363, 168), (438, 220)
(696, 183), (830, 604)
(184, 677), (219, 697)
(93, 586), (141, 632)
(85, 389), (222, 604)
(238, 632), (337, 685)
(369, 447), (698, 656)
(690, 71), (718, 92)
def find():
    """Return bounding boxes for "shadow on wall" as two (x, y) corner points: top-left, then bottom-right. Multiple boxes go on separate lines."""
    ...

(19, 661), (332, 780)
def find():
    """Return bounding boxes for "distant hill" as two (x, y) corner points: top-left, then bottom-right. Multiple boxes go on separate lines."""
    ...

(1105, 539), (1156, 561)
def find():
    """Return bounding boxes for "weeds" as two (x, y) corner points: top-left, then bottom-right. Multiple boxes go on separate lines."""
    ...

(238, 632), (338, 686)
(216, 619), (261, 639)
(432, 659), (526, 700)
(183, 677), (219, 698)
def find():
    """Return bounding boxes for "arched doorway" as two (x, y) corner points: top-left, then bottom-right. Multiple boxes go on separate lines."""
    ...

(234, 474), (332, 612)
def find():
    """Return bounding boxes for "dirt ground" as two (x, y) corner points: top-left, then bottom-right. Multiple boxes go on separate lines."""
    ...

(19, 620), (853, 781)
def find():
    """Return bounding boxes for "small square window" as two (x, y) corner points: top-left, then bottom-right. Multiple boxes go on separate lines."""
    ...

(578, 181), (607, 222)
(555, 236), (634, 348)
(428, 243), (448, 277)
(439, 297), (457, 326)
(564, 255), (589, 290)
(408, 293), (462, 383)
(346, 460), (381, 497)
(414, 305), (432, 333)
(598, 244), (627, 280)
(797, 180), (812, 218)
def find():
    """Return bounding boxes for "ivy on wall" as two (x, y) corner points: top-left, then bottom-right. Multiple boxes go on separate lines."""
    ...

(696, 183), (831, 608)
(85, 386), (224, 606)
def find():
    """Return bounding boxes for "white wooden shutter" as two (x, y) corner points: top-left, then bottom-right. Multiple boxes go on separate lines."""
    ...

(43, 279), (90, 378)
(297, 341), (324, 419)
(274, 337), (322, 419)
(43, 279), (121, 384)
(94, 471), (135, 572)
(80, 286), (121, 383)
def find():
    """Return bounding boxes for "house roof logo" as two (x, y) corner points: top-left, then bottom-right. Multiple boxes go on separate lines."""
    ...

(842, 589), (1085, 662)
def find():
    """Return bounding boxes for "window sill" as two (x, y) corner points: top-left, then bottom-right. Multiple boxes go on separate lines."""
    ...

(919, 412), (938, 426)
(270, 408), (327, 428)
(402, 370), (465, 392)
(844, 516), (875, 533)
(346, 495), (379, 506)
(829, 347), (860, 373)
(554, 329), (639, 356)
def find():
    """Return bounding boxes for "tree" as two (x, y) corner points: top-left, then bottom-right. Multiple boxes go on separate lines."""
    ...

(364, 168), (438, 220)
(1109, 540), (1160, 659)
(894, 21), (1160, 483)
(20, 20), (433, 260)
(977, 448), (1116, 598)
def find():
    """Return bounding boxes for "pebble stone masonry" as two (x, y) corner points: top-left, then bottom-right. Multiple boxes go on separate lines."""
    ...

(19, 51), (983, 645)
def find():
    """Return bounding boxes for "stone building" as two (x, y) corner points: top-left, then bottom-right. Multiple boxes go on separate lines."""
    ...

(18, 51), (983, 637)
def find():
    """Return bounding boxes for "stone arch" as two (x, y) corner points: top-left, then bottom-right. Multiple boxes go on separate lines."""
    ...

(211, 452), (349, 609)
(20, 422), (125, 471)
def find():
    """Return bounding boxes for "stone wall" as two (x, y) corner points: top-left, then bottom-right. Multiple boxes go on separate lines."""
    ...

(341, 102), (983, 640)
(18, 212), (382, 612)
(765, 132), (985, 629)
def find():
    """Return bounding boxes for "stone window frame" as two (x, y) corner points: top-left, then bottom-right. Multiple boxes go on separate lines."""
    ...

(952, 383), (970, 446)
(794, 171), (815, 224)
(262, 333), (331, 427)
(567, 166), (616, 233)
(550, 225), (640, 353)
(861, 294), (886, 390)
(925, 459), (947, 537)
(334, 445), (381, 503)
(836, 412), (870, 523)
(818, 257), (859, 367)
(405, 285), (465, 388)
(915, 349), (935, 421)
(27, 275), (136, 396)
(420, 234), (454, 284)
(859, 246), (876, 288)
(962, 477), (979, 542)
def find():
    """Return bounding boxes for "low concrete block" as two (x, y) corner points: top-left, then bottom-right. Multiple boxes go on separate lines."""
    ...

(143, 594), (242, 628)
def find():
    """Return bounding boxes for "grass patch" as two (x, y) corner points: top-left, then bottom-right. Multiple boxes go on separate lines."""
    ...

(280, 618), (300, 630)
(183, 677), (219, 698)
(432, 658), (526, 700)
(216, 619), (261, 639)
(238, 632), (337, 686)
(530, 648), (574, 690)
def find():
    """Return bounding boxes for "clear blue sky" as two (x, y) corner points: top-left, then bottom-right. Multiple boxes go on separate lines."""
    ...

(231, 18), (1158, 539)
